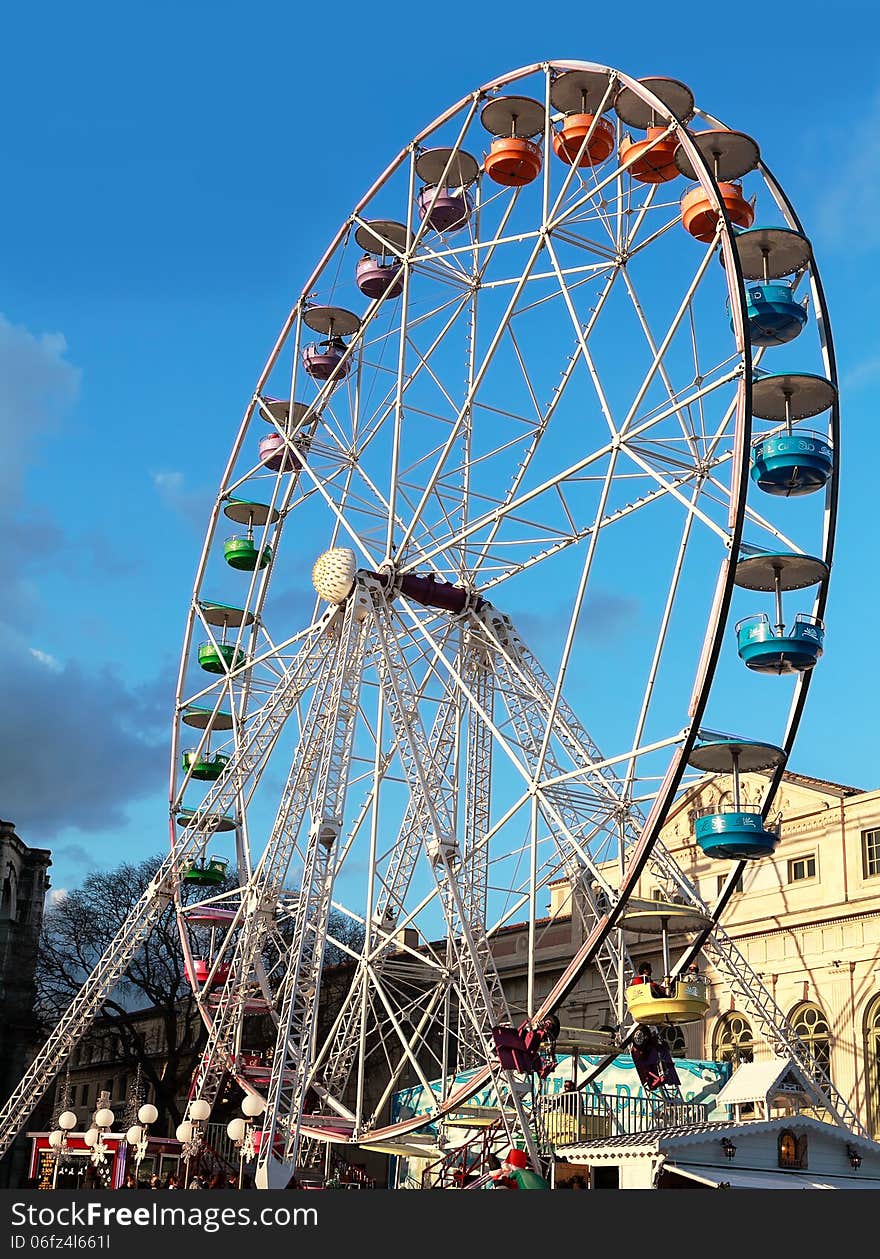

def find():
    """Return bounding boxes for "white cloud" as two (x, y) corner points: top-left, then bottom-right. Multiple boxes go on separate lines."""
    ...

(151, 468), (213, 530)
(814, 92), (880, 255)
(0, 313), (80, 503)
(152, 470), (185, 495)
(47, 888), (68, 907)
(28, 647), (62, 672)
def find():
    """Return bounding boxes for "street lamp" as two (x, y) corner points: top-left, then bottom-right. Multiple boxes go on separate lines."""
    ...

(177, 1099), (212, 1187)
(227, 1095), (266, 1189)
(48, 1112), (77, 1188)
(126, 1103), (160, 1179)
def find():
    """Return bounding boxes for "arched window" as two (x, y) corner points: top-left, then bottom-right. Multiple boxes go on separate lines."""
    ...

(790, 1002), (831, 1079)
(661, 1023), (687, 1058)
(864, 996), (880, 1140)
(713, 1013), (754, 1068)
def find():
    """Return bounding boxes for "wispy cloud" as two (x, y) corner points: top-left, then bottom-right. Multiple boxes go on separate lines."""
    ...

(151, 468), (213, 530)
(813, 92), (880, 255)
(28, 647), (62, 671)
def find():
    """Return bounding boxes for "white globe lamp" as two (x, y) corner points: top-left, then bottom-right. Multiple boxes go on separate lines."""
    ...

(138, 1104), (158, 1126)
(241, 1094), (265, 1119)
(189, 1099), (211, 1122)
(226, 1118), (246, 1143)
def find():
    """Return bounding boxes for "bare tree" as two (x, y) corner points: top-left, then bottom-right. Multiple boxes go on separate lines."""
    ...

(35, 854), (217, 1130)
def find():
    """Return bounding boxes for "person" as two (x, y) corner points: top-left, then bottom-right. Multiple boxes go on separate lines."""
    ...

(686, 959), (702, 978)
(164, 1172), (180, 1189)
(188, 1173), (205, 1190)
(488, 1147), (550, 1190)
(208, 1171), (226, 1190)
(148, 1174), (161, 1190)
(631, 962), (667, 998)
(123, 1171), (140, 1189)
(569, 1174), (587, 1190)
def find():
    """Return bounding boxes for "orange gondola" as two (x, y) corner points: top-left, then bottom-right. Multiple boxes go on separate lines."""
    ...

(681, 181), (754, 243)
(619, 126), (679, 184)
(552, 113), (615, 167)
(481, 95), (545, 188)
(484, 136), (542, 187)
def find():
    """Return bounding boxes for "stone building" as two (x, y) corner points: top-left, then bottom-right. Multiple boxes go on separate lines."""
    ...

(0, 821), (52, 1186)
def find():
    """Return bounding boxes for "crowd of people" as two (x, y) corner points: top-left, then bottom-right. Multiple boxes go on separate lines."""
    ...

(122, 1169), (242, 1190)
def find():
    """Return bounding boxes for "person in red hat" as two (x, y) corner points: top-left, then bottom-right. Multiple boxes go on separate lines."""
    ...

(489, 1147), (550, 1189)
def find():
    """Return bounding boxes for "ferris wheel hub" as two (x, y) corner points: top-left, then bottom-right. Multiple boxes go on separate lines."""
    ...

(312, 547), (358, 603)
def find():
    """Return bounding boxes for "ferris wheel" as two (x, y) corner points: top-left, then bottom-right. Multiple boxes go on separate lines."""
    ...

(0, 59), (856, 1184)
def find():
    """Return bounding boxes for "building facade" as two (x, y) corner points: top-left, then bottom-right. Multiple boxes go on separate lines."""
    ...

(0, 821), (52, 1187)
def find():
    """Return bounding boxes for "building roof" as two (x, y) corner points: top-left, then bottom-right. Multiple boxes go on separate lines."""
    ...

(713, 1058), (808, 1107)
(666, 1163), (873, 1190)
(779, 770), (865, 798)
(556, 1114), (880, 1161)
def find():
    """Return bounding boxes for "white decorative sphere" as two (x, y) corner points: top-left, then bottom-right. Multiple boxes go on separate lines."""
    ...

(58, 1111), (78, 1131)
(175, 1121), (194, 1144)
(226, 1117), (246, 1143)
(83, 1129), (100, 1148)
(311, 547), (357, 604)
(189, 1099), (211, 1122)
(241, 1094), (265, 1119)
(95, 1108), (115, 1129)
(137, 1104), (158, 1126)
(126, 1125), (144, 1146)
(48, 1130), (64, 1149)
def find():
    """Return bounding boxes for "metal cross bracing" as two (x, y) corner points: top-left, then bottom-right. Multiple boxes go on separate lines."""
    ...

(457, 630), (494, 1070)
(254, 589), (370, 1188)
(474, 607), (634, 1009)
(0, 611), (341, 1162)
(189, 601), (366, 1110)
(304, 671), (463, 1131)
(365, 581), (541, 1166)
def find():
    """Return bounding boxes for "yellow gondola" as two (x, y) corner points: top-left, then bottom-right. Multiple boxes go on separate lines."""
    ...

(626, 977), (709, 1026)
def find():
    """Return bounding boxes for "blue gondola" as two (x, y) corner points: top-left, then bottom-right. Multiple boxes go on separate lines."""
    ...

(736, 612), (824, 674)
(694, 806), (780, 860)
(688, 737), (786, 862)
(733, 552), (828, 676)
(729, 283), (808, 346)
(750, 431), (834, 496)
(745, 282), (808, 345)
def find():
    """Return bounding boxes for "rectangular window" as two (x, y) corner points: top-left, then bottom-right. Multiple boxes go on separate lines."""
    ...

(863, 829), (880, 880)
(717, 873), (744, 897)
(788, 854), (817, 883)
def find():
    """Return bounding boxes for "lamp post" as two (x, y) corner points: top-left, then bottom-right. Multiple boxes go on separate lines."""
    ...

(126, 1103), (159, 1183)
(228, 1095), (266, 1189)
(176, 1099), (212, 1188)
(81, 1105), (115, 1187)
(48, 1111), (77, 1188)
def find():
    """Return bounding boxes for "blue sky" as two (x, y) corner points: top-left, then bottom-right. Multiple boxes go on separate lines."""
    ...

(2, 3), (879, 895)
